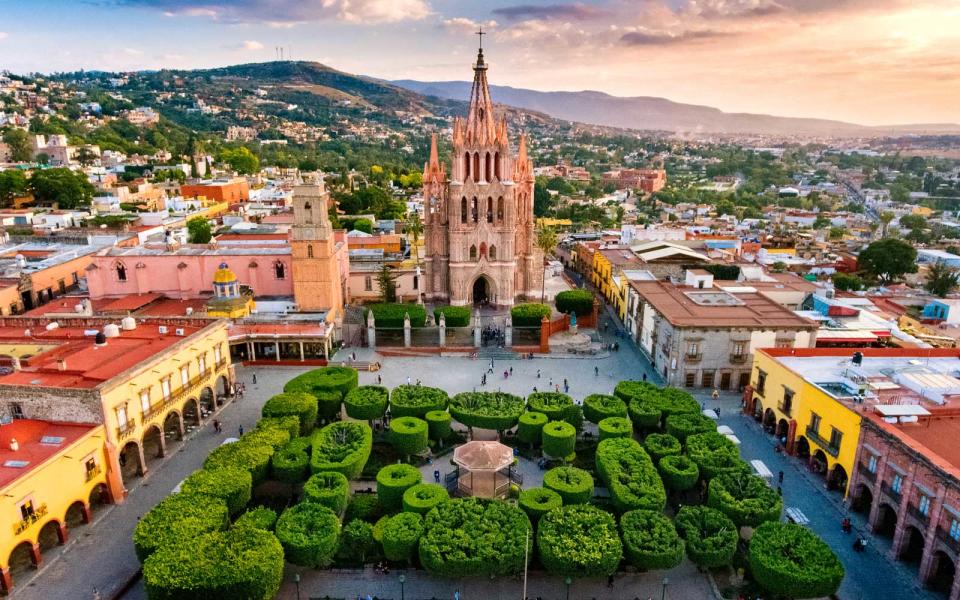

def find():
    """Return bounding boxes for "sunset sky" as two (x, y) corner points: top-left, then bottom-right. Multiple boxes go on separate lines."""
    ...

(1, 0), (958, 125)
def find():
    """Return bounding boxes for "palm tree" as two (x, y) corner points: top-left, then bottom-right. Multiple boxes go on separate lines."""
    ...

(535, 225), (558, 303)
(879, 211), (894, 237)
(406, 211), (424, 302)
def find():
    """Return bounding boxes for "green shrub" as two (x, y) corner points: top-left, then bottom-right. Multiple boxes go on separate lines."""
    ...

(389, 416), (429, 457)
(614, 380), (656, 402)
(365, 303), (427, 328)
(707, 472), (783, 527)
(181, 467), (252, 517)
(382, 512), (424, 562)
(275, 503), (341, 567)
(595, 437), (666, 513)
(315, 390), (344, 422)
(284, 366), (358, 399)
(517, 411), (548, 447)
(271, 437), (311, 484)
(402, 483), (449, 514)
(204, 441), (274, 486)
(510, 303), (551, 326)
(537, 504), (623, 577)
(336, 519), (378, 565)
(233, 507), (277, 532)
(542, 421), (576, 459)
(390, 385), (449, 418)
(643, 433), (681, 463)
(433, 305), (471, 327)
(675, 506), (738, 568)
(310, 421), (373, 479)
(527, 392), (576, 421)
(344, 385), (389, 421)
(627, 401), (661, 430)
(133, 493), (229, 562)
(555, 289), (594, 316)
(748, 522), (844, 599)
(376, 464), (423, 510)
(543, 466), (594, 505)
(142, 526), (283, 600)
(598, 416), (633, 441)
(582, 394), (627, 424)
(659, 455), (700, 492)
(303, 471), (350, 515)
(261, 392), (319, 436)
(686, 432), (748, 480)
(665, 412), (717, 443)
(619, 382), (699, 430)
(519, 487), (563, 523)
(425, 410), (452, 441)
(449, 392), (526, 432)
(244, 418), (295, 449)
(419, 498), (531, 577)
(372, 515), (389, 543)
(621, 509), (684, 571)
(565, 404), (585, 433)
(345, 494), (384, 523)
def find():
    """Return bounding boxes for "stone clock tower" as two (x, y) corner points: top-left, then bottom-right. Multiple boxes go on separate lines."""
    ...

(291, 176), (345, 319)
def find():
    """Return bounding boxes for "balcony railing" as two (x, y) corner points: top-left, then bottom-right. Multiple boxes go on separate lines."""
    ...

(881, 481), (902, 503)
(685, 353), (702, 363)
(936, 527), (960, 553)
(117, 419), (137, 440)
(805, 426), (840, 457)
(729, 354), (748, 364)
(907, 503), (930, 525)
(13, 503), (48, 536)
(857, 463), (877, 483)
(143, 375), (209, 426)
(85, 464), (102, 482)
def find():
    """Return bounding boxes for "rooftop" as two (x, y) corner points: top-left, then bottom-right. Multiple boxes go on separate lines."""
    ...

(0, 420), (98, 489)
(101, 245), (290, 257)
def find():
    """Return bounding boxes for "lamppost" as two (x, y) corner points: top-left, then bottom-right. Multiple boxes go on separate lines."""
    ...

(661, 576), (669, 600)
(398, 573), (406, 600)
(565, 576), (572, 600)
(293, 573), (300, 600)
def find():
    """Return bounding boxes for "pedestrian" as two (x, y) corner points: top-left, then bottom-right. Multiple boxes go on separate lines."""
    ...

(434, 470), (441, 483)
(563, 378), (569, 393)
(777, 485), (783, 496)
(642, 372), (647, 382)
(712, 388), (720, 400)
(555, 384), (560, 393)
(537, 369), (541, 379)
(778, 470), (784, 484)
(533, 386), (538, 393)
(504, 370), (509, 379)
(407, 376), (411, 385)
(509, 367), (513, 376)
(595, 365), (599, 376)
(239, 424), (244, 436)
(252, 373), (257, 384)
(377, 374), (382, 385)
(213, 419), (221, 433)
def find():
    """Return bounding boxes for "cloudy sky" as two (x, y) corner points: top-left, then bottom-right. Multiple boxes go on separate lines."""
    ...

(1, 0), (958, 125)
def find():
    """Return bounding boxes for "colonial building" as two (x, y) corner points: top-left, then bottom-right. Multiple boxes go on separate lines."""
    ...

(290, 178), (347, 318)
(422, 47), (542, 306)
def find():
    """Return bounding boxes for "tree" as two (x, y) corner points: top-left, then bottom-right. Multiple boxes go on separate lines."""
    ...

(74, 147), (98, 167)
(832, 272), (864, 292)
(2, 128), (32, 162)
(533, 180), (552, 216)
(924, 260), (960, 298)
(879, 211), (894, 237)
(406, 211), (423, 275)
(220, 147), (259, 175)
(899, 214), (927, 231)
(812, 215), (830, 229)
(28, 167), (94, 208)
(858, 238), (918, 284)
(376, 264), (398, 303)
(0, 170), (28, 208)
(535, 225), (558, 302)
(889, 183), (911, 203)
(828, 227), (845, 240)
(770, 261), (787, 273)
(186, 217), (212, 244)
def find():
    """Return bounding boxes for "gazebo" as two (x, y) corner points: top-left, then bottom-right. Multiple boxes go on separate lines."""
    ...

(452, 440), (516, 499)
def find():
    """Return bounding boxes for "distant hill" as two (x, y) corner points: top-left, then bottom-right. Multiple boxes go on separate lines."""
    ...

(392, 79), (960, 137)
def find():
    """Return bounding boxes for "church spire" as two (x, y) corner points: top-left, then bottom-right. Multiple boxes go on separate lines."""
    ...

(423, 132), (445, 183)
(465, 34), (496, 146)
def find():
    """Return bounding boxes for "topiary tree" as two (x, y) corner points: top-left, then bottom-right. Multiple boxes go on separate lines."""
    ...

(315, 390), (343, 423)
(376, 464), (423, 510)
(555, 289), (594, 316)
(275, 503), (342, 567)
(182, 467), (252, 517)
(310, 421), (373, 479)
(271, 437), (311, 484)
(620, 509), (684, 571)
(389, 416), (429, 459)
(614, 380), (657, 403)
(449, 392), (526, 434)
(542, 420), (576, 460)
(598, 416), (633, 441)
(620, 383), (699, 431)
(582, 394), (627, 424)
(517, 411), (548, 448)
(665, 412), (717, 443)
(245, 417), (295, 449)
(510, 303), (552, 326)
(595, 437), (667, 513)
(402, 483), (449, 515)
(658, 454), (700, 492)
(390, 385), (449, 418)
(708, 472), (783, 527)
(344, 385), (389, 423)
(346, 494), (385, 524)
(204, 441), (274, 486)
(518, 487), (563, 523)
(336, 519), (378, 566)
(303, 471), (350, 515)
(133, 493), (230, 562)
(543, 466), (594, 505)
(284, 366), (358, 400)
(233, 507), (277, 532)
(643, 433), (682, 463)
(433, 305), (471, 327)
(748, 522), (844, 599)
(675, 506), (738, 568)
(537, 504), (623, 577)
(527, 392), (576, 421)
(425, 410), (452, 444)
(261, 392), (319, 436)
(627, 401), (661, 431)
(382, 511), (424, 563)
(686, 432), (749, 480)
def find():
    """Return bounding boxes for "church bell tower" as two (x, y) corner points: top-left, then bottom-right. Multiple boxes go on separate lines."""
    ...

(291, 175), (344, 318)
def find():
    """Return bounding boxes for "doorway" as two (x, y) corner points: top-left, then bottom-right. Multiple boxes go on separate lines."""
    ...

(472, 277), (489, 305)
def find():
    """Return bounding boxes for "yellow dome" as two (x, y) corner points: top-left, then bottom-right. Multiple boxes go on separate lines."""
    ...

(213, 263), (237, 284)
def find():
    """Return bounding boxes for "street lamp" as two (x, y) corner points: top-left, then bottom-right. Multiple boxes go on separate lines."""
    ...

(565, 576), (572, 600)
(398, 574), (406, 600)
(293, 573), (300, 600)
(661, 576), (669, 600)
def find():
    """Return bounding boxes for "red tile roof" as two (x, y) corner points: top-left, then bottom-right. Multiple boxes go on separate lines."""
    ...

(100, 293), (163, 312)
(0, 420), (97, 489)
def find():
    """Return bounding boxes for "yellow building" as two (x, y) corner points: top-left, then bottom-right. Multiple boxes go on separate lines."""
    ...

(591, 248), (641, 314)
(0, 420), (110, 594)
(207, 263), (255, 318)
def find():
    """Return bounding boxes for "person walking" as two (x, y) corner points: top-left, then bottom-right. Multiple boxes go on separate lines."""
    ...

(778, 470), (784, 485)
(434, 470), (441, 483)
(712, 388), (720, 401)
(239, 424), (244, 436)
(537, 369), (541, 379)
(377, 374), (382, 385)
(252, 373), (257, 384)
(509, 367), (513, 376)
(407, 376), (411, 385)
(595, 365), (599, 376)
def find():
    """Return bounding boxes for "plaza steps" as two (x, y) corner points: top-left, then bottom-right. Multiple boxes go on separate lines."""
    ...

(477, 348), (521, 360)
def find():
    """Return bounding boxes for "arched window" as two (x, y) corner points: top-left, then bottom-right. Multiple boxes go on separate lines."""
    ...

(469, 245), (477, 260)
(485, 153), (491, 182)
(489, 245), (497, 260)
(479, 242), (487, 258)
(471, 197), (478, 223)
(473, 153), (480, 183)
(464, 152), (470, 180)
(461, 197), (468, 224)
(486, 197), (493, 223)
(304, 202), (312, 223)
(116, 262), (127, 282)
(494, 152), (501, 180)
(307, 245), (314, 258)
(275, 261), (285, 279)
(497, 196), (504, 222)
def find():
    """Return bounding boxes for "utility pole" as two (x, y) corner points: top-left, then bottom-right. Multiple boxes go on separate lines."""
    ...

(521, 526), (530, 600)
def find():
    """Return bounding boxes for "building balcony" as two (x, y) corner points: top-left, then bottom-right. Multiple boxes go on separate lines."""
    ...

(13, 503), (48, 536)
(907, 503), (930, 526)
(85, 464), (103, 482)
(215, 358), (227, 370)
(685, 354), (702, 363)
(117, 419), (137, 440)
(729, 354), (748, 364)
(936, 527), (960, 554)
(805, 426), (840, 457)
(880, 481), (902, 503)
(857, 463), (877, 483)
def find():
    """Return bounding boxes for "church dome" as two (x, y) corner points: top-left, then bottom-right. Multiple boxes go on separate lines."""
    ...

(213, 262), (237, 284)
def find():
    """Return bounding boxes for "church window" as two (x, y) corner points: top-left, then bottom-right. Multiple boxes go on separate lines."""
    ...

(275, 261), (286, 279)
(304, 202), (312, 223)
(413, 275), (419, 290)
(364, 276), (372, 291)
(489, 245), (497, 260)
(494, 152), (501, 180)
(471, 197), (478, 223)
(479, 242), (487, 258)
(469, 245), (477, 260)
(464, 152), (470, 179)
(461, 197), (468, 224)
(487, 197), (494, 223)
(115, 262), (127, 281)
(497, 197), (504, 221)
(307, 245), (314, 258)
(473, 153), (480, 183)
(485, 153), (491, 182)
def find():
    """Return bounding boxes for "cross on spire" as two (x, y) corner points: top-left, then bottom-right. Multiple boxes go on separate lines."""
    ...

(476, 26), (485, 50)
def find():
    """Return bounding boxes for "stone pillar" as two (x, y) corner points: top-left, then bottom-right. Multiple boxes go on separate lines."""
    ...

(539, 316), (551, 354)
(867, 453), (890, 532)
(299, 342), (305, 362)
(247, 341), (255, 361)
(156, 431), (167, 458)
(136, 443), (148, 477)
(367, 310), (376, 350)
(439, 312), (446, 348)
(1, 567), (12, 595)
(785, 419), (797, 455)
(473, 309), (482, 348)
(274, 341), (280, 362)
(505, 314), (513, 348)
(919, 486), (947, 584)
(890, 464), (918, 559)
(29, 543), (41, 567)
(56, 522), (68, 544)
(741, 385), (754, 416)
(404, 312), (412, 348)
(81, 503), (93, 524)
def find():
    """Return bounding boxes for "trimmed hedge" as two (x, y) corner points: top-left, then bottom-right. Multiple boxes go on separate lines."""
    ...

(261, 392), (318, 436)
(519, 487), (563, 523)
(595, 437), (666, 513)
(748, 522), (844, 599)
(659, 455), (700, 492)
(271, 437), (311, 484)
(543, 466), (593, 505)
(275, 503), (341, 567)
(365, 303), (427, 328)
(510, 303), (551, 326)
(389, 416), (429, 457)
(310, 421), (373, 479)
(527, 392), (576, 421)
(614, 380), (656, 402)
(134, 493), (230, 562)
(346, 494), (384, 524)
(621, 509), (684, 571)
(598, 416), (633, 441)
(233, 507), (277, 532)
(582, 394), (627, 424)
(619, 382), (699, 429)
(708, 472), (783, 527)
(627, 401), (661, 430)
(181, 467), (252, 517)
(390, 385), (449, 418)
(245, 417), (295, 449)
(666, 412), (717, 443)
(284, 366), (358, 400)
(344, 386), (389, 421)
(142, 526), (283, 600)
(555, 289), (595, 317)
(425, 410), (452, 441)
(402, 483), (449, 515)
(419, 498), (531, 577)
(542, 420), (576, 459)
(686, 432), (748, 480)
(204, 440), (274, 486)
(376, 464), (423, 510)
(303, 471), (350, 515)
(336, 519), (378, 565)
(675, 506), (738, 568)
(449, 392), (526, 431)
(382, 512), (424, 562)
(517, 411), (548, 447)
(433, 305), (471, 327)
(537, 504), (623, 577)
(315, 390), (344, 422)
(643, 433), (682, 463)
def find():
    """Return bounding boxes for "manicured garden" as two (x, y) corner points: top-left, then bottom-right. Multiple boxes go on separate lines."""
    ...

(135, 371), (841, 600)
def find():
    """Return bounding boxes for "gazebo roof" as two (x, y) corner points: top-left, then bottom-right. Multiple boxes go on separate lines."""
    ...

(453, 440), (514, 471)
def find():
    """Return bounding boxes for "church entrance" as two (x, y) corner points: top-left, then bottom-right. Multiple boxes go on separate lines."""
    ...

(472, 277), (490, 306)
